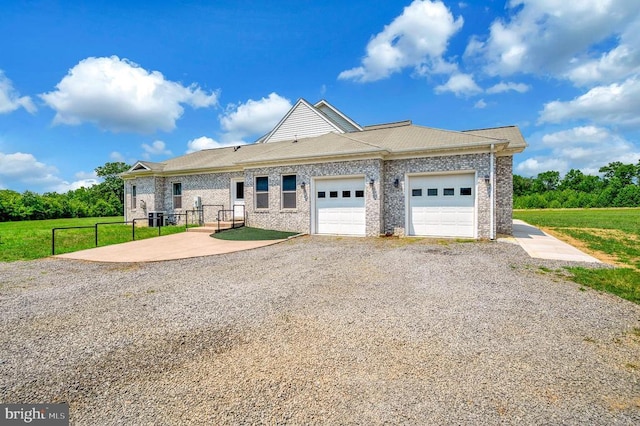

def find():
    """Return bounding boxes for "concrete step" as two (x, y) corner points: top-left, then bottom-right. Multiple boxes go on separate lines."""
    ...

(187, 221), (244, 233)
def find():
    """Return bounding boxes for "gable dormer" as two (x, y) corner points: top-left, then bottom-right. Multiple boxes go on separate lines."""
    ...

(259, 98), (362, 143)
(314, 100), (362, 133)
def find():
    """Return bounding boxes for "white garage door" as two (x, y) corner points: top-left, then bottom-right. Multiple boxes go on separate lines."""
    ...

(408, 173), (476, 238)
(316, 177), (366, 236)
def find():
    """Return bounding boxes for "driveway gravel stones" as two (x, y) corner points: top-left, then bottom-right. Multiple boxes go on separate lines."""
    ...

(1, 236), (639, 424)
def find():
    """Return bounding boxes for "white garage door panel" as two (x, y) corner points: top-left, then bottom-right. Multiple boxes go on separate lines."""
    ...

(316, 178), (365, 236)
(409, 174), (475, 238)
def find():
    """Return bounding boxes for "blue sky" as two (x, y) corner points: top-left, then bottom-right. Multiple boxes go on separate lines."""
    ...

(1, 0), (639, 193)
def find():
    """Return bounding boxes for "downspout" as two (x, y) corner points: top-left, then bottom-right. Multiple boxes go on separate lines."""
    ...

(489, 144), (495, 240)
(123, 180), (127, 223)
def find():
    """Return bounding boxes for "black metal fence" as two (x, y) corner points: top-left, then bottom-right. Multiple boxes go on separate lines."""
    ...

(51, 212), (194, 255)
(51, 206), (247, 255)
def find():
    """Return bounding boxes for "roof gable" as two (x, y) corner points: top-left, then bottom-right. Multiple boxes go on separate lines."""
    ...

(260, 98), (350, 144)
(313, 99), (362, 132)
(127, 161), (164, 173)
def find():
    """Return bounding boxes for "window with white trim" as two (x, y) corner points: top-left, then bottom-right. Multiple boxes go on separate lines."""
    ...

(256, 176), (269, 209)
(173, 182), (182, 209)
(131, 185), (137, 209)
(281, 175), (296, 209)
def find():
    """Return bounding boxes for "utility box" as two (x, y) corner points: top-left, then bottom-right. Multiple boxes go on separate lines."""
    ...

(148, 211), (165, 227)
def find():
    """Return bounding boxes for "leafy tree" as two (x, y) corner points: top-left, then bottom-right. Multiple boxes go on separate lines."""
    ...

(0, 190), (22, 221)
(599, 161), (636, 186)
(559, 169), (585, 191)
(513, 175), (533, 196)
(532, 170), (560, 192)
(613, 185), (640, 207)
(95, 162), (131, 212)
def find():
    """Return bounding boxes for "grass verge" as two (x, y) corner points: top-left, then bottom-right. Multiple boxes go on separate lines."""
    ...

(212, 226), (298, 241)
(0, 217), (186, 261)
(514, 208), (640, 304)
(565, 267), (640, 304)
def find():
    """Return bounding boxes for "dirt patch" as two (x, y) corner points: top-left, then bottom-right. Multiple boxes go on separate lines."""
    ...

(539, 227), (624, 267)
(559, 227), (639, 242)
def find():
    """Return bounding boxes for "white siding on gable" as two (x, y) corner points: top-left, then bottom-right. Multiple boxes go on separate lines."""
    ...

(316, 104), (360, 133)
(267, 102), (341, 143)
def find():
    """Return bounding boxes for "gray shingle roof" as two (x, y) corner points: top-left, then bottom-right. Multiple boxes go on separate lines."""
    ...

(123, 124), (526, 176)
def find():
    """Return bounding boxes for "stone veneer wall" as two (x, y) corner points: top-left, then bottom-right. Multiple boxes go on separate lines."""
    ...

(244, 159), (383, 236)
(383, 153), (493, 238)
(495, 156), (513, 235)
(163, 172), (244, 223)
(124, 153), (515, 237)
(125, 176), (164, 222)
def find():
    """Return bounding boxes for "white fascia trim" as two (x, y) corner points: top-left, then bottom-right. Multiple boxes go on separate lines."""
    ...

(314, 99), (363, 131)
(129, 161), (152, 172)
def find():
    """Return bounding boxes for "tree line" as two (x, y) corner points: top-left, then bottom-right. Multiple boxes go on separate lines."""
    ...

(1, 160), (639, 221)
(0, 162), (130, 221)
(514, 160), (640, 209)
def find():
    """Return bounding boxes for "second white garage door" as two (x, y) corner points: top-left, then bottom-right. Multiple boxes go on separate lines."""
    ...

(315, 177), (366, 236)
(408, 173), (476, 238)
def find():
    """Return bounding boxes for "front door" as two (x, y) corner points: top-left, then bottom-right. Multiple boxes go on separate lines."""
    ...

(231, 178), (245, 220)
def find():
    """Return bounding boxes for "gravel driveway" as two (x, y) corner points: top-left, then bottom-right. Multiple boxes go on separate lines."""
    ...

(1, 237), (639, 424)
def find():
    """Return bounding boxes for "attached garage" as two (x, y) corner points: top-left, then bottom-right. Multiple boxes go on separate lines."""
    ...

(408, 173), (476, 238)
(315, 177), (366, 236)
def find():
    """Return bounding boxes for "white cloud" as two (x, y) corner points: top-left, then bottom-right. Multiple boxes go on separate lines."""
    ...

(539, 77), (640, 128)
(516, 157), (570, 177)
(54, 171), (99, 192)
(40, 56), (218, 133)
(0, 152), (58, 183)
(219, 93), (292, 142)
(0, 151), (101, 193)
(466, 0), (640, 83)
(338, 0), (463, 82)
(185, 136), (235, 153)
(110, 151), (126, 162)
(486, 81), (530, 94)
(434, 73), (482, 96)
(0, 71), (36, 114)
(516, 126), (640, 176)
(566, 44), (640, 86)
(474, 99), (487, 109)
(141, 140), (172, 159)
(0, 151), (62, 191)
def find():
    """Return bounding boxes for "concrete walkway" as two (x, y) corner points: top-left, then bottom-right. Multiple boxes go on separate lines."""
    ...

(54, 221), (600, 264)
(508, 219), (600, 263)
(55, 232), (286, 263)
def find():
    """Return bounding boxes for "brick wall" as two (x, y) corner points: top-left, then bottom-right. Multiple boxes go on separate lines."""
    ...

(383, 153), (493, 238)
(124, 153), (514, 238)
(244, 159), (383, 236)
(495, 155), (513, 235)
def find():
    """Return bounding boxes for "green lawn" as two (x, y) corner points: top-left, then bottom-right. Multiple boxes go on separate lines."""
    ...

(514, 208), (640, 304)
(212, 226), (298, 241)
(513, 208), (640, 235)
(0, 217), (186, 262)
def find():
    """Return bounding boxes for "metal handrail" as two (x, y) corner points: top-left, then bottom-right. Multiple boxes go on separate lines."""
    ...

(201, 204), (224, 224)
(216, 204), (245, 233)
